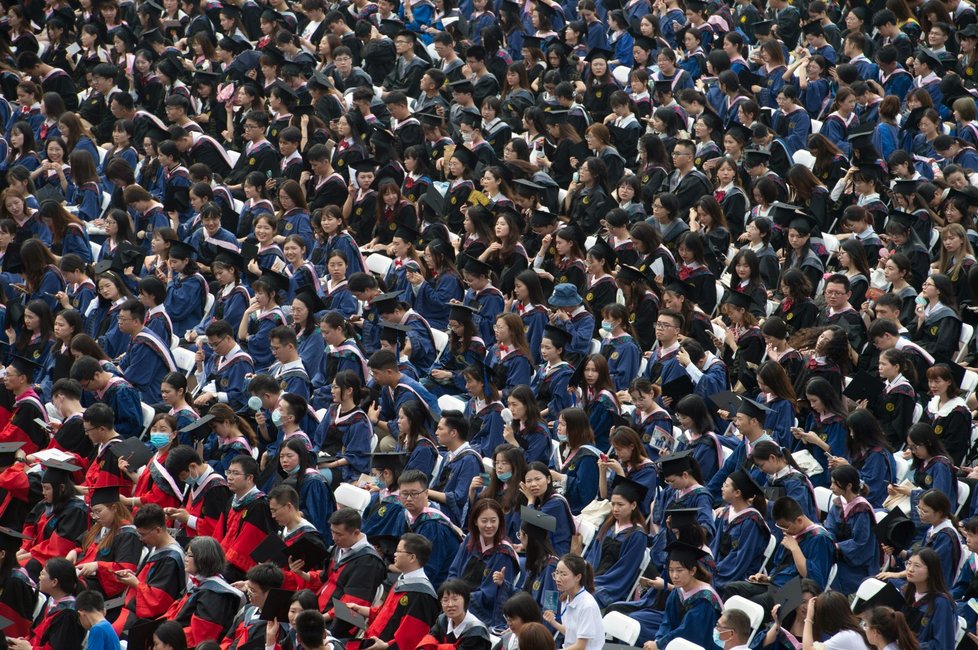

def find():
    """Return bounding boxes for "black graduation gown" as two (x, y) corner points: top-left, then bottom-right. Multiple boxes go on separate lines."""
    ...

(569, 186), (614, 235)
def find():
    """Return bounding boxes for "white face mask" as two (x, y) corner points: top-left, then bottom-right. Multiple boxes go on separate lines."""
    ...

(461, 131), (474, 143)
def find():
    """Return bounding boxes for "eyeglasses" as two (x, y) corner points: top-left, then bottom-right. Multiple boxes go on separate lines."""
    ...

(655, 322), (677, 328)
(225, 470), (245, 477)
(671, 151), (690, 157)
(400, 490), (426, 498)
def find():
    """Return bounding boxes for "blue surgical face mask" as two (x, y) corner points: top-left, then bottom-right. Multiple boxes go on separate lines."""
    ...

(558, 433), (568, 443)
(149, 432), (170, 449)
(600, 321), (613, 333)
(496, 471), (513, 482)
(286, 465), (301, 475)
(713, 630), (727, 647)
(271, 410), (283, 426)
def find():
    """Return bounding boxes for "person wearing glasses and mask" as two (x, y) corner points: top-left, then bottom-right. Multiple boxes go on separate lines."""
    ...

(659, 139), (713, 214)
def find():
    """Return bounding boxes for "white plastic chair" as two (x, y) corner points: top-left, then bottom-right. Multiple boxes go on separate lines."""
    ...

(432, 328), (449, 356)
(958, 481), (971, 516)
(227, 150), (241, 167)
(813, 486), (833, 515)
(366, 254), (394, 277)
(792, 149), (816, 170)
(827, 563), (838, 588)
(665, 640), (706, 650)
(141, 402), (155, 433)
(602, 611), (641, 645)
(172, 347), (195, 374)
(721, 445), (734, 462)
(761, 534), (777, 566)
(334, 483), (372, 514)
(724, 596), (765, 645)
(89, 241), (102, 261)
(585, 236), (597, 251)
(315, 408), (327, 421)
(232, 198), (245, 214)
(482, 456), (494, 474)
(893, 453), (911, 482)
(437, 394), (466, 413)
(822, 232), (841, 255)
(590, 338), (602, 355)
(712, 281), (723, 315)
(957, 616), (967, 647)
(958, 323), (975, 362)
(912, 402), (924, 424)
(578, 520), (597, 556)
(811, 118), (823, 133)
(963, 370), (978, 397)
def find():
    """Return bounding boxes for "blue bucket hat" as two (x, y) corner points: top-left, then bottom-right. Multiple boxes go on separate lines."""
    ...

(549, 283), (583, 308)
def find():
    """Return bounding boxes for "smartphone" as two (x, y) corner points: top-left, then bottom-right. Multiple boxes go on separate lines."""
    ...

(479, 473), (490, 483)
(599, 453), (608, 461)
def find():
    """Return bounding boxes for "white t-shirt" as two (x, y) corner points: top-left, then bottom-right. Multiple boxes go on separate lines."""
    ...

(561, 590), (604, 650)
(817, 629), (872, 650)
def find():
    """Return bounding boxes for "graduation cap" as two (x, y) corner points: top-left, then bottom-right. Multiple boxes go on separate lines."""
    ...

(370, 292), (403, 315)
(664, 280), (695, 299)
(633, 33), (656, 51)
(261, 7), (287, 23)
(251, 533), (289, 566)
(915, 47), (943, 72)
(544, 109), (570, 125)
(0, 442), (24, 464)
(513, 178), (544, 196)
(271, 79), (298, 104)
(949, 186), (978, 207)
(843, 369), (886, 402)
(115, 437), (154, 471)
(7, 354), (40, 379)
(772, 577), (804, 624)
(332, 598), (369, 630)
(665, 540), (709, 564)
(217, 36), (250, 55)
(522, 35), (545, 50)
(378, 18), (403, 37)
(520, 505), (557, 532)
(462, 256), (494, 277)
(0, 525), (28, 542)
(936, 358), (967, 387)
(127, 619), (163, 650)
(393, 220), (420, 243)
(567, 356), (587, 389)
(801, 20), (824, 37)
(178, 413), (215, 439)
(710, 390), (743, 414)
(294, 289), (326, 314)
(617, 264), (647, 284)
(962, 24), (978, 39)
(166, 238), (196, 261)
(371, 451), (408, 473)
(611, 475), (648, 504)
(891, 179), (921, 196)
(760, 317), (788, 340)
(261, 45), (286, 67)
(742, 148), (771, 168)
(725, 122), (753, 145)
(542, 324), (569, 349)
(40, 458), (82, 483)
(664, 506), (700, 528)
(194, 70), (221, 86)
(753, 19), (774, 35)
(788, 211), (820, 235)
(847, 124), (876, 150)
(258, 269), (290, 294)
(94, 241), (146, 277)
(885, 210), (915, 232)
(212, 249), (244, 270)
(737, 69), (765, 90)
(722, 286), (755, 311)
(738, 396), (772, 420)
(685, 0), (707, 11)
(852, 579), (906, 614)
(370, 128), (397, 150)
(4, 301), (23, 331)
(448, 302), (479, 324)
(259, 588), (296, 622)
(728, 469), (763, 500)
(415, 110), (444, 127)
(653, 79), (675, 96)
(584, 47), (612, 63)
(659, 449), (695, 477)
(90, 485), (121, 507)
(448, 78), (474, 94)
(219, 3), (242, 18)
(379, 320), (411, 346)
(661, 372), (695, 403)
(588, 237), (616, 266)
(451, 144), (479, 170)
(139, 27), (166, 46)
(309, 70), (333, 90)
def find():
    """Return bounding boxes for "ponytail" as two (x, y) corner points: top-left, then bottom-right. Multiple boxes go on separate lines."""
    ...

(866, 607), (920, 650)
(560, 553), (595, 594)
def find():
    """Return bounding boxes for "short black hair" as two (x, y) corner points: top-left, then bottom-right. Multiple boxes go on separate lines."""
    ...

(246, 562), (285, 591)
(398, 469), (430, 489)
(69, 355), (101, 381)
(133, 503), (167, 530)
(772, 496), (804, 522)
(205, 320), (234, 339)
(229, 454), (259, 482)
(400, 532), (432, 565)
(83, 403), (115, 428)
(295, 610), (326, 647)
(437, 578), (471, 608)
(164, 445), (200, 476)
(120, 298), (146, 321)
(440, 410), (469, 441)
(329, 507), (362, 531)
(51, 378), (83, 400)
(76, 590), (106, 613)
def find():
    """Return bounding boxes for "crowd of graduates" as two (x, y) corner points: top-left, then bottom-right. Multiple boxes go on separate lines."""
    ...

(17, 0), (978, 645)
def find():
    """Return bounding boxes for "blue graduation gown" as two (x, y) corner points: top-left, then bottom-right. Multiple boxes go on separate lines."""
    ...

(464, 286), (505, 348)
(402, 312), (436, 374)
(67, 180), (103, 222)
(853, 446), (896, 509)
(361, 492), (408, 548)
(246, 309), (286, 372)
(907, 593), (957, 650)
(825, 498), (878, 594)
(911, 457), (957, 528)
(795, 412), (847, 488)
(401, 437), (439, 476)
(632, 408), (675, 461)
(675, 432), (724, 483)
(465, 399), (505, 458)
(378, 376), (440, 440)
(68, 281), (96, 315)
(763, 398), (796, 448)
(651, 486), (716, 569)
(88, 377), (144, 439)
(711, 506), (770, 590)
(531, 362), (574, 426)
(292, 470), (336, 540)
(768, 524), (835, 589)
(119, 330), (177, 403)
(505, 555), (559, 612)
(193, 284), (250, 336)
(560, 446), (599, 515)
(486, 348), (533, 400)
(763, 471), (819, 532)
(409, 272), (464, 330)
(31, 268), (66, 313)
(923, 523), (963, 588)
(323, 280), (358, 317)
(537, 494), (576, 556)
(314, 406), (373, 483)
(705, 433), (773, 500)
(410, 509), (463, 589)
(165, 273), (208, 337)
(60, 223), (93, 262)
(322, 232), (364, 277)
(427, 337), (487, 398)
(432, 446), (483, 526)
(280, 208), (315, 253)
(200, 347), (255, 411)
(585, 525), (648, 607)
(601, 335), (641, 391)
(514, 305), (548, 365)
(97, 306), (129, 359)
(310, 339), (368, 410)
(554, 310), (595, 361)
(625, 462), (658, 518)
(135, 206), (170, 252)
(583, 389), (620, 451)
(297, 328), (325, 378)
(447, 538), (519, 630)
(655, 586), (723, 649)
